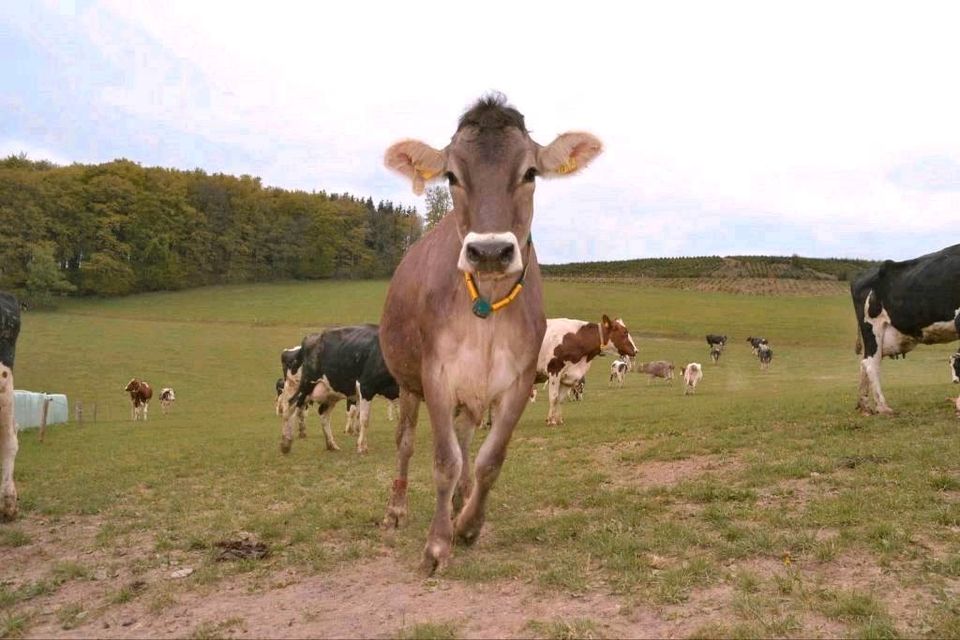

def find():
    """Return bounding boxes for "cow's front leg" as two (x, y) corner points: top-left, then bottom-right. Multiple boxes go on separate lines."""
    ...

(0, 366), (18, 521)
(143, 402), (149, 422)
(383, 389), (420, 529)
(297, 406), (307, 438)
(317, 402), (341, 452)
(455, 380), (528, 546)
(421, 386), (461, 575)
(546, 374), (565, 426)
(451, 409), (476, 516)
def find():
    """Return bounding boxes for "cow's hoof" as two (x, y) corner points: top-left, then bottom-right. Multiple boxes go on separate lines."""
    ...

(326, 442), (341, 452)
(356, 445), (368, 455)
(280, 439), (292, 454)
(0, 493), (17, 522)
(454, 514), (484, 546)
(382, 503), (407, 529)
(877, 407), (895, 416)
(421, 539), (451, 576)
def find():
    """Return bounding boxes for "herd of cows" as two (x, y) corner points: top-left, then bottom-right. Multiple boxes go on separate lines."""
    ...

(1, 97), (959, 577)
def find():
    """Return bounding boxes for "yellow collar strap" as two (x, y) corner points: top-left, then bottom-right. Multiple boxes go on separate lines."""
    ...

(598, 322), (607, 350)
(464, 237), (531, 319)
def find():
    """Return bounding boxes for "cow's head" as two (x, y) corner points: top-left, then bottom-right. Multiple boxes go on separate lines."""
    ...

(603, 315), (637, 358)
(124, 378), (140, 393)
(385, 94), (602, 279)
(950, 353), (960, 383)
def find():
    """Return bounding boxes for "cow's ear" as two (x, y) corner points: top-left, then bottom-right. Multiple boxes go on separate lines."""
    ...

(601, 314), (613, 328)
(384, 140), (446, 195)
(537, 132), (603, 177)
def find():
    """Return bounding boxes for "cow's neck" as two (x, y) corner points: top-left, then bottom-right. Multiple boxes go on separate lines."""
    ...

(582, 322), (607, 362)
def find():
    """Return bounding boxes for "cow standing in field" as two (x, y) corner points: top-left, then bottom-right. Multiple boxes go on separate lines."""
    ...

(706, 334), (727, 351)
(746, 336), (768, 355)
(610, 359), (629, 387)
(851, 244), (960, 415)
(124, 378), (153, 421)
(159, 388), (176, 414)
(537, 316), (638, 425)
(710, 343), (723, 364)
(379, 95), (602, 573)
(283, 325), (398, 455)
(757, 343), (773, 370)
(682, 362), (703, 395)
(637, 360), (675, 383)
(1, 292), (22, 520)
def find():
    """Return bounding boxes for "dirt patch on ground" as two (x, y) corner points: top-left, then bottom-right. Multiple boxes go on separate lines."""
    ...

(595, 447), (744, 490)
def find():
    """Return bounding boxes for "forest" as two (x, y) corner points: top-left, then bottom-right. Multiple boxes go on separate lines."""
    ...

(0, 155), (423, 306)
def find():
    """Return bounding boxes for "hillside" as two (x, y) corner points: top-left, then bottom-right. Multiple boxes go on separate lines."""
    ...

(541, 255), (877, 282)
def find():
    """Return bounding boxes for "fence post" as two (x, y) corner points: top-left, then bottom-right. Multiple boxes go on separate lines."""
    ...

(39, 396), (51, 443)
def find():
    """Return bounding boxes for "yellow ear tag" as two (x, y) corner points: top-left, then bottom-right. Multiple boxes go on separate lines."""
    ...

(556, 158), (578, 175)
(416, 167), (439, 181)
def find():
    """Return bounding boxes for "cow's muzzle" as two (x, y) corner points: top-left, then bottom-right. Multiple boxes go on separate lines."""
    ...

(458, 232), (523, 275)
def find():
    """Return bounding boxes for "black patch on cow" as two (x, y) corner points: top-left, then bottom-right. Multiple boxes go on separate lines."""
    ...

(275, 377), (284, 396)
(0, 291), (22, 368)
(851, 243), (960, 358)
(952, 353), (960, 382)
(706, 334), (726, 346)
(291, 324), (399, 410)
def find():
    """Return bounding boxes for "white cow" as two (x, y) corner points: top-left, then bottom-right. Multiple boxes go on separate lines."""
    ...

(682, 362), (703, 395)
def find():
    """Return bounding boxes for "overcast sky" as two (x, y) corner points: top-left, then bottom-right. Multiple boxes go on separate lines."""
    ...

(3, 1), (960, 263)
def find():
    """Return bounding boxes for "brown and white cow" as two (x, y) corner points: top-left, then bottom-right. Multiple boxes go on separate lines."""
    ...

(124, 378), (153, 421)
(159, 388), (176, 414)
(1, 292), (21, 520)
(380, 95), (601, 573)
(536, 316), (637, 425)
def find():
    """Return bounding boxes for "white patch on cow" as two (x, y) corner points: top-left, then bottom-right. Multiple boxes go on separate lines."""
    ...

(456, 231), (523, 275)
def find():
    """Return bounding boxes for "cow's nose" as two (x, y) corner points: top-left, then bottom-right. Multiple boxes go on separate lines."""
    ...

(465, 241), (515, 272)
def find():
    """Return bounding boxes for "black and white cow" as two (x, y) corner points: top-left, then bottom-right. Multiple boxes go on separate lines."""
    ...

(706, 334), (727, 350)
(281, 325), (399, 455)
(1, 292), (21, 520)
(746, 336), (768, 355)
(276, 345), (309, 442)
(951, 352), (960, 384)
(758, 343), (773, 370)
(851, 243), (960, 415)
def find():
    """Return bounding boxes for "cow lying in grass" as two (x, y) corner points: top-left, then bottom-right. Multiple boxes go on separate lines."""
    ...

(637, 360), (675, 383)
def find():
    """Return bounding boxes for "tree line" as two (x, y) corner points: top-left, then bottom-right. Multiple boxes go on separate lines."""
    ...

(0, 155), (423, 306)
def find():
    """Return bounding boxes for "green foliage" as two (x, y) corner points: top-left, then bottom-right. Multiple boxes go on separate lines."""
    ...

(0, 156), (423, 296)
(423, 185), (451, 230)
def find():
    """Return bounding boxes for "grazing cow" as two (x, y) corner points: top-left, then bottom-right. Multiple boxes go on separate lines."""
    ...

(610, 359), (629, 387)
(758, 343), (773, 370)
(283, 325), (398, 455)
(950, 352), (960, 384)
(682, 362), (703, 395)
(124, 378), (153, 421)
(1, 292), (22, 520)
(537, 316), (638, 425)
(276, 345), (309, 442)
(159, 388), (176, 414)
(380, 94), (602, 573)
(706, 334), (727, 350)
(710, 343), (722, 364)
(851, 244), (960, 415)
(746, 336), (768, 355)
(637, 360), (675, 383)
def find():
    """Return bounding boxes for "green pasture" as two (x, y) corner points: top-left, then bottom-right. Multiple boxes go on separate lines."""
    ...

(3, 280), (959, 638)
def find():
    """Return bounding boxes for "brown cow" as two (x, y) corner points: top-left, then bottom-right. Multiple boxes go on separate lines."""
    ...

(124, 378), (153, 422)
(380, 94), (601, 573)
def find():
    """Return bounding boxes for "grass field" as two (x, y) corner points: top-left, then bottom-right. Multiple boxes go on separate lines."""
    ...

(2, 279), (959, 638)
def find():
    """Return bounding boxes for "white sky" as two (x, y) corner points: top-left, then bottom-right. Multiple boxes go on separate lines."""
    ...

(3, 0), (960, 262)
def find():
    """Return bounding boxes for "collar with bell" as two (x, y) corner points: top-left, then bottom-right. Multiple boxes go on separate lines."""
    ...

(463, 236), (532, 319)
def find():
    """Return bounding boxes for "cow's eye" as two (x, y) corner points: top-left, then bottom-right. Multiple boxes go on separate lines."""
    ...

(522, 167), (538, 183)
(445, 172), (459, 187)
